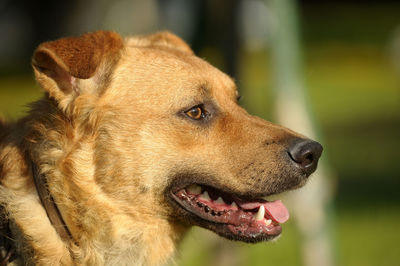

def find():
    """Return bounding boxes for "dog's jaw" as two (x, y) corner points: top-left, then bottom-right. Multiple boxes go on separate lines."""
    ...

(171, 184), (285, 242)
(165, 172), (297, 244)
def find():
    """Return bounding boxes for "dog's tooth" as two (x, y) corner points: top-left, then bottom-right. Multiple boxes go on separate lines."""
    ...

(187, 184), (202, 195)
(254, 205), (265, 221)
(199, 191), (211, 201)
(215, 197), (225, 205)
(265, 219), (272, 226)
(230, 202), (238, 209)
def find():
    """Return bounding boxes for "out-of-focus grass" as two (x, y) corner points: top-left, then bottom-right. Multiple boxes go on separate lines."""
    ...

(240, 45), (400, 128)
(306, 44), (399, 127)
(337, 206), (400, 266)
(0, 75), (41, 120)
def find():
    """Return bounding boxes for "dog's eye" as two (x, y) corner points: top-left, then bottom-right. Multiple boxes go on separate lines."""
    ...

(185, 106), (205, 120)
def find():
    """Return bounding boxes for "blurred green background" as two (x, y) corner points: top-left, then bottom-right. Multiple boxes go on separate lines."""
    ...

(0, 1), (399, 265)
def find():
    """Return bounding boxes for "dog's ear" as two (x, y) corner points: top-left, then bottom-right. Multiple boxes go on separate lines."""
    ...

(127, 31), (194, 55)
(32, 31), (123, 104)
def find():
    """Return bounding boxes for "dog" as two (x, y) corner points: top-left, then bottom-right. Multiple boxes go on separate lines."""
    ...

(0, 31), (322, 265)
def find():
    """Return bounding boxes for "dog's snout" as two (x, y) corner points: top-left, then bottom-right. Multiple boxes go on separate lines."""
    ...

(288, 139), (323, 175)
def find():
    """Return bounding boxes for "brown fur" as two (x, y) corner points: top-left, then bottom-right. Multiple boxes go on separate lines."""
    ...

(0, 31), (312, 265)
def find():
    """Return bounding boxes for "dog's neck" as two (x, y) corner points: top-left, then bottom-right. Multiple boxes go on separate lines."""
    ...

(0, 98), (185, 265)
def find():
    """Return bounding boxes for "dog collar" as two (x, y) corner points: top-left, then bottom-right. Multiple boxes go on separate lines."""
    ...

(31, 162), (74, 243)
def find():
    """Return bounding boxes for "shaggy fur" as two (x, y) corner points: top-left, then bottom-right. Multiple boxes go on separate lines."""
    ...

(0, 31), (315, 265)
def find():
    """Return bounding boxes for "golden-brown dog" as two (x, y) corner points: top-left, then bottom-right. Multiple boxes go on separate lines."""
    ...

(0, 31), (322, 265)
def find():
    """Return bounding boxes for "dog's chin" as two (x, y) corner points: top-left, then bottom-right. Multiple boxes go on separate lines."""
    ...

(167, 182), (291, 243)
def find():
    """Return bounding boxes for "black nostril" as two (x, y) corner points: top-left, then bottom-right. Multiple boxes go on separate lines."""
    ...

(288, 139), (323, 175)
(301, 152), (314, 167)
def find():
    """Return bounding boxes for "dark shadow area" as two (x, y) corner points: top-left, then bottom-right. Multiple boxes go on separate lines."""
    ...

(336, 177), (400, 208)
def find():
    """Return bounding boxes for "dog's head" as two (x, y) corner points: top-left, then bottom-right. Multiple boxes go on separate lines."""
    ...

(32, 31), (322, 243)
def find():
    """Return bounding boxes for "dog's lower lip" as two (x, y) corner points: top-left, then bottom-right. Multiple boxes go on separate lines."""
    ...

(169, 183), (287, 242)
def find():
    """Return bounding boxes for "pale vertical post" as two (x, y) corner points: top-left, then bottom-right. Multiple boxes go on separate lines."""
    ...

(267, 0), (335, 266)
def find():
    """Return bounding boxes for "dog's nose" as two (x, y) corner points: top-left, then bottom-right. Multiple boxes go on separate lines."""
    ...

(288, 139), (323, 175)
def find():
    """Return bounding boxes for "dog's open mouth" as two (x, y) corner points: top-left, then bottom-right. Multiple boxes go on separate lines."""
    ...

(170, 184), (289, 242)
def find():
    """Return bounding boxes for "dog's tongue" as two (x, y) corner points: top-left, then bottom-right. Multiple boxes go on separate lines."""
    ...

(263, 200), (289, 223)
(238, 200), (289, 224)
